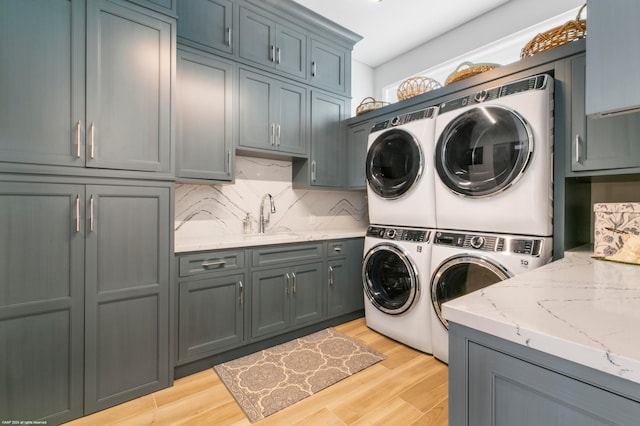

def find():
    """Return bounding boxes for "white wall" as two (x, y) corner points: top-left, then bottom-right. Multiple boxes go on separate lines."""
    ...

(368, 0), (584, 99)
(350, 59), (375, 117)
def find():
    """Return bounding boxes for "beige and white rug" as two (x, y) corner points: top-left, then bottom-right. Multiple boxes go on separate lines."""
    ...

(214, 327), (385, 422)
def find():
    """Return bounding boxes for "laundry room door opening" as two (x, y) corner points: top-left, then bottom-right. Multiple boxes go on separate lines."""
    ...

(435, 105), (533, 197)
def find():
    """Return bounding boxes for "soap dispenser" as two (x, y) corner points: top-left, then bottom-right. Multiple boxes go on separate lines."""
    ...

(243, 213), (253, 234)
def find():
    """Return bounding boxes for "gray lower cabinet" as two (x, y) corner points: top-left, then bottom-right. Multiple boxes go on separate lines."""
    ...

(449, 323), (640, 426)
(238, 68), (307, 156)
(176, 249), (247, 364)
(570, 54), (640, 174)
(327, 239), (364, 318)
(0, 180), (171, 422)
(177, 0), (233, 55)
(177, 48), (234, 182)
(0, 0), (173, 174)
(345, 121), (371, 190)
(251, 262), (323, 339)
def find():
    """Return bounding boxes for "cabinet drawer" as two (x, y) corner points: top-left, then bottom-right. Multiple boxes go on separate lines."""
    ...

(252, 243), (322, 267)
(327, 240), (348, 258)
(179, 250), (245, 277)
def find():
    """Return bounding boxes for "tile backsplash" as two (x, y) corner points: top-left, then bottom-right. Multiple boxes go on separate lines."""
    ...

(175, 156), (369, 241)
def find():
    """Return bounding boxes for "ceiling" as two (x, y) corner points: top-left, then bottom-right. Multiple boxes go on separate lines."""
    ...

(292, 0), (512, 68)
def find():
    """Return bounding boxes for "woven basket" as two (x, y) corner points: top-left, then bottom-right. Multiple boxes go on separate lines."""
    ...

(397, 77), (442, 101)
(521, 4), (586, 58)
(445, 62), (499, 86)
(355, 97), (389, 115)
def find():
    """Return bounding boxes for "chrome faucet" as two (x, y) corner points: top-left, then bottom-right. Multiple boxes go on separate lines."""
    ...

(259, 193), (276, 233)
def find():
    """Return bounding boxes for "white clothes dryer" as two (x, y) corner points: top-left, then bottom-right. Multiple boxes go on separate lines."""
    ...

(429, 229), (552, 364)
(434, 74), (554, 236)
(366, 107), (437, 228)
(362, 225), (433, 353)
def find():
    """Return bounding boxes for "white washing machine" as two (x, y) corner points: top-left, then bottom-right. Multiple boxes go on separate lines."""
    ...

(362, 225), (433, 353)
(366, 106), (437, 228)
(434, 74), (554, 236)
(429, 229), (552, 364)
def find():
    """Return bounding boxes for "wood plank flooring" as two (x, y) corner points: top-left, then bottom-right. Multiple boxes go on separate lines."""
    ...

(64, 318), (448, 425)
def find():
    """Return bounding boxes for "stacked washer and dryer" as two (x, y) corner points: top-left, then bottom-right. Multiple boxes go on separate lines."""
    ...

(362, 74), (556, 363)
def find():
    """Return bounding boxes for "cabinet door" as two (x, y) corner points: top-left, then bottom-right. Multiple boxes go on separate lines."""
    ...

(586, 0), (640, 116)
(239, 6), (275, 69)
(275, 25), (306, 78)
(251, 268), (290, 338)
(177, 50), (234, 181)
(310, 39), (346, 93)
(290, 262), (323, 327)
(327, 259), (348, 318)
(276, 82), (307, 155)
(310, 91), (345, 187)
(238, 69), (275, 151)
(86, 0), (172, 173)
(0, 182), (84, 424)
(84, 185), (170, 413)
(570, 55), (640, 172)
(345, 121), (370, 189)
(0, 0), (85, 168)
(177, 0), (233, 54)
(178, 273), (245, 363)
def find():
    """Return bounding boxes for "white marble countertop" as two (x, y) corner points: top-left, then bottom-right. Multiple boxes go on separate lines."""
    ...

(174, 228), (367, 253)
(442, 247), (640, 384)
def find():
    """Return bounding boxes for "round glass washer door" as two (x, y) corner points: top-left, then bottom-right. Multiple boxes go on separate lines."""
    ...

(362, 244), (419, 315)
(366, 129), (424, 199)
(431, 255), (511, 328)
(435, 105), (533, 198)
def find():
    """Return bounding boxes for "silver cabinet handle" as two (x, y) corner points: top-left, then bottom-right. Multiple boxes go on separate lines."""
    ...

(89, 122), (95, 159)
(291, 272), (297, 294)
(276, 124), (281, 146)
(311, 160), (317, 182)
(89, 195), (94, 232)
(333, 247), (342, 253)
(227, 150), (232, 175)
(276, 47), (281, 64)
(238, 280), (244, 305)
(328, 266), (334, 286)
(226, 27), (231, 47)
(285, 273), (291, 295)
(270, 123), (275, 145)
(270, 45), (275, 62)
(75, 195), (80, 232)
(575, 133), (581, 163)
(202, 260), (226, 268)
(75, 120), (82, 158)
(312, 61), (317, 77)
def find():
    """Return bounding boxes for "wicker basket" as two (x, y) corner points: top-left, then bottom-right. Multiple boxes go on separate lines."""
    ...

(355, 97), (390, 115)
(445, 62), (499, 86)
(521, 4), (586, 58)
(397, 77), (441, 101)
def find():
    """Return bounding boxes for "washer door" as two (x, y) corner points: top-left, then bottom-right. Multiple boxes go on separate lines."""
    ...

(366, 129), (423, 199)
(435, 105), (533, 197)
(431, 255), (511, 328)
(362, 243), (419, 315)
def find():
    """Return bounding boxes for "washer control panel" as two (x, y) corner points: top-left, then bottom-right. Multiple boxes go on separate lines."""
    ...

(370, 107), (436, 133)
(433, 231), (543, 256)
(367, 226), (429, 242)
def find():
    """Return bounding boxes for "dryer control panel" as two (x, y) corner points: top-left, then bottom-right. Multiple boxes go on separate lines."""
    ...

(370, 107), (435, 133)
(367, 226), (429, 242)
(434, 231), (543, 256)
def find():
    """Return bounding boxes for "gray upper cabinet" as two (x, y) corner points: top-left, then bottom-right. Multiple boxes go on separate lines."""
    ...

(86, 0), (172, 173)
(345, 121), (370, 189)
(238, 68), (307, 156)
(84, 184), (170, 414)
(570, 54), (640, 174)
(586, 0), (640, 116)
(177, 0), (233, 55)
(0, 181), (85, 425)
(0, 0), (85, 169)
(0, 0), (173, 174)
(239, 5), (306, 79)
(309, 91), (346, 187)
(310, 38), (347, 94)
(177, 49), (234, 181)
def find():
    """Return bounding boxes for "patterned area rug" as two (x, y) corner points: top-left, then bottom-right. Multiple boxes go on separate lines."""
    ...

(214, 327), (385, 422)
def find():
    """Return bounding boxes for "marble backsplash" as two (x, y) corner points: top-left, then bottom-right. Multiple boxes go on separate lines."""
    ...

(175, 156), (369, 241)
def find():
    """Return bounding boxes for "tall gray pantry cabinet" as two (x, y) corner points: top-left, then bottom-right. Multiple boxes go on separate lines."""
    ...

(0, 0), (174, 423)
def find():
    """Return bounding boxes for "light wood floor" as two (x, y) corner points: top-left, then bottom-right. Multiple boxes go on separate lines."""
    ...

(65, 318), (448, 425)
